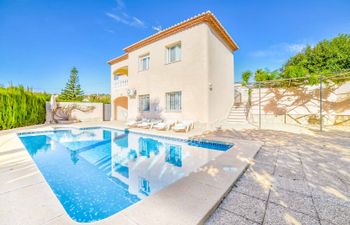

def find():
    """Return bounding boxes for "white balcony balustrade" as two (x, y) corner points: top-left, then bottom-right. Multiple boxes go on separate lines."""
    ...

(113, 79), (128, 89)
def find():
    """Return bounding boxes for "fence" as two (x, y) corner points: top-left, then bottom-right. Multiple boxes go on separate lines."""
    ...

(242, 72), (350, 131)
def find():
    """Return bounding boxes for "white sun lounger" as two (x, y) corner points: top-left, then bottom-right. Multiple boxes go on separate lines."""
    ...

(152, 120), (176, 131)
(127, 119), (141, 128)
(136, 119), (151, 128)
(172, 120), (194, 133)
(137, 119), (162, 129)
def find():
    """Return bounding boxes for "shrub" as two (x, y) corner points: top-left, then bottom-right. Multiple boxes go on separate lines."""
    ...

(0, 85), (50, 130)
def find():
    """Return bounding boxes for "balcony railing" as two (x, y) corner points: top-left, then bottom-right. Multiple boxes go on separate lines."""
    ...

(113, 79), (128, 89)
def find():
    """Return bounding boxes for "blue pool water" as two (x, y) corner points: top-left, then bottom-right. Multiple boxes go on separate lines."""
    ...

(19, 127), (232, 223)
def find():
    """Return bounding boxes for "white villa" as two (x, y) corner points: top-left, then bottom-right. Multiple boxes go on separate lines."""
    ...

(108, 11), (238, 126)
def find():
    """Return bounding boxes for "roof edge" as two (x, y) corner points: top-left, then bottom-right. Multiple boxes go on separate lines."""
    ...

(107, 54), (128, 65)
(123, 11), (238, 53)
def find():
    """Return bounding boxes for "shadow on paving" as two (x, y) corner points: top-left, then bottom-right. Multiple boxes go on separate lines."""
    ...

(203, 127), (350, 225)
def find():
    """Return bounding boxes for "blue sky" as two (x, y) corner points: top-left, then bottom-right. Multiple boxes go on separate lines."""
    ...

(1, 0), (349, 94)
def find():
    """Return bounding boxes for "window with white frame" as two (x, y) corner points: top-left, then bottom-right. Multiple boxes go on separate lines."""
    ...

(139, 94), (150, 112)
(166, 43), (181, 64)
(139, 54), (150, 71)
(166, 91), (181, 111)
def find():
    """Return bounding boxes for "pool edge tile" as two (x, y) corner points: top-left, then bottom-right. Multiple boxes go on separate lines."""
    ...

(112, 139), (262, 225)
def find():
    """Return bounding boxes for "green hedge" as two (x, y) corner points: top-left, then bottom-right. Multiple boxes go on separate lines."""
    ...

(0, 86), (50, 130)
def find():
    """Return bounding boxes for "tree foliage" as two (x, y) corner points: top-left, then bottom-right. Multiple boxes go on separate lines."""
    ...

(241, 71), (252, 86)
(86, 94), (111, 104)
(254, 69), (280, 82)
(282, 34), (350, 77)
(59, 67), (84, 101)
(242, 34), (350, 86)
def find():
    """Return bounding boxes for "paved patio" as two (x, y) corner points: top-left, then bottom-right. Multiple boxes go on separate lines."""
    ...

(1, 122), (349, 225)
(204, 127), (350, 225)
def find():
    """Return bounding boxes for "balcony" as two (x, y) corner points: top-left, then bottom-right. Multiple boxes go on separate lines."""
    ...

(112, 65), (128, 90)
(113, 78), (128, 89)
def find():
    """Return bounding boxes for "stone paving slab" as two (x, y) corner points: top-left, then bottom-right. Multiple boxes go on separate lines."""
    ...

(274, 164), (305, 180)
(220, 191), (266, 223)
(0, 182), (65, 225)
(205, 208), (259, 225)
(273, 176), (312, 196)
(205, 128), (350, 225)
(232, 175), (270, 201)
(263, 203), (319, 225)
(313, 195), (350, 225)
(269, 188), (317, 217)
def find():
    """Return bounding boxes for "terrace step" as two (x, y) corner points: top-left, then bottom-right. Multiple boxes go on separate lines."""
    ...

(227, 119), (246, 122)
(230, 107), (245, 110)
(225, 103), (249, 125)
(227, 117), (246, 120)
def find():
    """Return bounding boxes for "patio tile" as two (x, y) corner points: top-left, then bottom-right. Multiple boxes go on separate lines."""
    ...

(254, 151), (277, 165)
(220, 191), (266, 223)
(205, 208), (259, 225)
(247, 161), (275, 176)
(263, 203), (319, 225)
(313, 195), (350, 225)
(44, 215), (76, 225)
(259, 147), (279, 155)
(276, 158), (302, 170)
(0, 160), (33, 174)
(232, 175), (271, 201)
(0, 182), (65, 225)
(277, 150), (300, 158)
(306, 171), (348, 188)
(308, 179), (350, 203)
(274, 164), (305, 180)
(273, 176), (311, 196)
(0, 162), (44, 194)
(269, 188), (317, 217)
(320, 220), (336, 225)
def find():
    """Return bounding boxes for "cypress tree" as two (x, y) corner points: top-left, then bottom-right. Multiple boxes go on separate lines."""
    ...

(0, 86), (48, 130)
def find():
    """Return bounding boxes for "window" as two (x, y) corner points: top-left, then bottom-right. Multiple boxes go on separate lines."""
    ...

(166, 43), (181, 64)
(139, 54), (150, 71)
(166, 91), (181, 111)
(139, 177), (151, 196)
(139, 94), (150, 112)
(165, 144), (182, 167)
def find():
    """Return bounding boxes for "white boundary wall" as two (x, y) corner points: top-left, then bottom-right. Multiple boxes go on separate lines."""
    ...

(46, 102), (104, 122)
(243, 82), (350, 125)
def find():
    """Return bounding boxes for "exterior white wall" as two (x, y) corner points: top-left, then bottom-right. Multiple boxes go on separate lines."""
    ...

(111, 60), (129, 120)
(207, 28), (235, 124)
(127, 23), (209, 123)
(110, 23), (235, 125)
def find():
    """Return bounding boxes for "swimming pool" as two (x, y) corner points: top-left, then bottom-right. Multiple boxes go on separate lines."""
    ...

(18, 127), (233, 223)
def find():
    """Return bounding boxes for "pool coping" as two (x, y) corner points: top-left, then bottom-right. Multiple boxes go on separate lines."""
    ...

(0, 124), (262, 225)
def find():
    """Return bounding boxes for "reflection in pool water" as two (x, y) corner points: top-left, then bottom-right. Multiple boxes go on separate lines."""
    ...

(19, 128), (232, 223)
